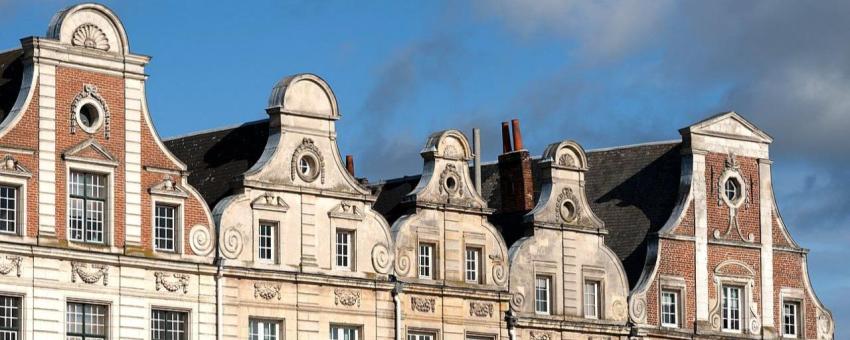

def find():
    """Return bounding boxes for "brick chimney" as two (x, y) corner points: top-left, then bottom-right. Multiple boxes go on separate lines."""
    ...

(345, 155), (355, 176)
(498, 119), (534, 213)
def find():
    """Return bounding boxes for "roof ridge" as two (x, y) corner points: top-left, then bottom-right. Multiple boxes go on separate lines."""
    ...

(163, 118), (269, 142)
(585, 139), (680, 153)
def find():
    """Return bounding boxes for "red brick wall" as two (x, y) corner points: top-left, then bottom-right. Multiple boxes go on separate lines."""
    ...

(672, 201), (695, 236)
(54, 67), (126, 246)
(774, 251), (817, 339)
(705, 153), (761, 244)
(773, 217), (792, 248)
(1, 83), (40, 237)
(650, 238), (697, 328)
(707, 244), (762, 315)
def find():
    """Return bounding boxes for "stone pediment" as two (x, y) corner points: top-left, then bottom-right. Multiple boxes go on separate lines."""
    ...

(683, 111), (773, 144)
(328, 201), (364, 221)
(0, 155), (32, 178)
(62, 138), (118, 166)
(149, 176), (189, 198)
(251, 193), (289, 212)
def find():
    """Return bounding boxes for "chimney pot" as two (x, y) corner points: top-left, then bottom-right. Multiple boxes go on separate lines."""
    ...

(345, 155), (355, 176)
(511, 119), (524, 151)
(501, 122), (512, 153)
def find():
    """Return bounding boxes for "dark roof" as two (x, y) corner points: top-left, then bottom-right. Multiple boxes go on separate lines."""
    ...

(163, 120), (269, 208)
(0, 49), (25, 122)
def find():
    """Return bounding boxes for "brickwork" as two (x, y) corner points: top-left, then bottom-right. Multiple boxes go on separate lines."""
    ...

(774, 251), (817, 339)
(671, 201), (695, 236)
(497, 150), (533, 213)
(705, 153), (761, 244)
(3, 83), (40, 237)
(650, 238), (696, 329)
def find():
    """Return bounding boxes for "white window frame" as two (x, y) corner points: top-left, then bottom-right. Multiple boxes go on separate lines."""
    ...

(660, 290), (679, 328)
(0, 175), (26, 240)
(721, 285), (743, 333)
(534, 275), (551, 315)
(782, 300), (800, 338)
(407, 331), (436, 340)
(0, 294), (21, 339)
(249, 318), (281, 340)
(418, 243), (435, 280)
(335, 229), (354, 271)
(151, 308), (188, 340)
(465, 247), (481, 284)
(583, 280), (601, 319)
(257, 221), (277, 263)
(67, 169), (109, 245)
(330, 324), (360, 340)
(65, 160), (115, 249)
(153, 202), (181, 253)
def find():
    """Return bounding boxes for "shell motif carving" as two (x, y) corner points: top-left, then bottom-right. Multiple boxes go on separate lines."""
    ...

(221, 226), (244, 259)
(254, 282), (281, 300)
(0, 256), (22, 277)
(334, 288), (361, 307)
(628, 293), (647, 324)
(410, 296), (436, 313)
(558, 153), (576, 168)
(371, 243), (391, 274)
(509, 291), (525, 311)
(529, 331), (551, 340)
(71, 24), (110, 51)
(468, 301), (493, 318)
(189, 225), (214, 256)
(154, 272), (190, 294)
(71, 262), (108, 286)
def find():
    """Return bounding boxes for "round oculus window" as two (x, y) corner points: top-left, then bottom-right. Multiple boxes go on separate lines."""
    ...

(76, 102), (102, 133)
(560, 200), (577, 222)
(296, 155), (319, 182)
(724, 177), (741, 202)
(445, 176), (458, 191)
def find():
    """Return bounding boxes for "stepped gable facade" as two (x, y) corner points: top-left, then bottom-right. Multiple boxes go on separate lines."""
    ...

(0, 3), (834, 340)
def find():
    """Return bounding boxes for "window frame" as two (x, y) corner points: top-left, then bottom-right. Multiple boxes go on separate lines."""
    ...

(464, 247), (482, 284)
(335, 229), (354, 271)
(66, 301), (109, 340)
(0, 185), (19, 236)
(0, 295), (21, 340)
(418, 243), (435, 280)
(249, 318), (281, 340)
(721, 285), (743, 333)
(534, 275), (552, 315)
(329, 324), (360, 340)
(153, 202), (181, 253)
(782, 300), (801, 338)
(407, 330), (437, 340)
(151, 308), (188, 340)
(257, 221), (278, 264)
(68, 170), (109, 245)
(583, 280), (601, 319)
(660, 289), (680, 328)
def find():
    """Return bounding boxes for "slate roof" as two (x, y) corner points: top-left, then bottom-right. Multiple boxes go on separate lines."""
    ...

(165, 121), (682, 288)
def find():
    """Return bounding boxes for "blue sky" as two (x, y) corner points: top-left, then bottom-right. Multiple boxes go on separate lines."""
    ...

(2, 0), (848, 335)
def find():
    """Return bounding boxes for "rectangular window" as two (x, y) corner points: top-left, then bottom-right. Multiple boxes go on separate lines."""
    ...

(335, 230), (353, 270)
(258, 222), (276, 262)
(418, 243), (434, 279)
(330, 325), (359, 340)
(407, 333), (435, 340)
(466, 337), (495, 340)
(722, 286), (742, 332)
(465, 247), (480, 283)
(783, 301), (799, 338)
(249, 319), (279, 340)
(154, 204), (177, 252)
(0, 296), (20, 340)
(151, 309), (187, 340)
(535, 275), (551, 314)
(584, 280), (600, 319)
(69, 171), (107, 244)
(0, 186), (17, 234)
(66, 302), (108, 340)
(661, 290), (679, 327)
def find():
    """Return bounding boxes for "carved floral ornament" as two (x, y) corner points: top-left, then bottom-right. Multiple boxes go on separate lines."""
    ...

(71, 261), (108, 286)
(291, 138), (325, 184)
(468, 301), (493, 318)
(555, 187), (584, 224)
(254, 281), (281, 300)
(410, 295), (436, 313)
(711, 153), (755, 243)
(529, 331), (551, 340)
(70, 84), (111, 138)
(0, 256), (22, 277)
(334, 288), (361, 307)
(438, 163), (463, 199)
(71, 24), (109, 51)
(155, 272), (190, 294)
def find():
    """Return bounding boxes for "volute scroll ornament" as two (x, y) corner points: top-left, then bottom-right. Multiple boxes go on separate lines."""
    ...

(189, 225), (214, 256)
(628, 293), (647, 324)
(371, 243), (391, 274)
(221, 226), (244, 259)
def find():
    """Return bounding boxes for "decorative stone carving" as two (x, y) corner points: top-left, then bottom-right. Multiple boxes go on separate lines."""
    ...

(149, 176), (189, 198)
(395, 247), (413, 276)
(328, 201), (364, 221)
(221, 226), (244, 259)
(290, 138), (325, 184)
(0, 156), (31, 178)
(334, 288), (361, 307)
(0, 256), (22, 277)
(628, 293), (647, 324)
(818, 311), (833, 339)
(558, 153), (575, 168)
(154, 272), (189, 294)
(712, 153), (755, 243)
(371, 243), (391, 274)
(555, 187), (581, 223)
(71, 24), (109, 50)
(468, 301), (493, 318)
(438, 164), (463, 199)
(70, 84), (111, 138)
(509, 291), (525, 311)
(612, 298), (627, 320)
(529, 331), (551, 340)
(254, 282), (281, 300)
(410, 296), (435, 313)
(71, 262), (108, 285)
(490, 254), (507, 285)
(251, 193), (289, 212)
(189, 225), (214, 256)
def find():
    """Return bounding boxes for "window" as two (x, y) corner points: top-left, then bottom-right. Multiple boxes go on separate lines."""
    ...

(418, 243), (434, 279)
(249, 319), (279, 340)
(151, 310), (187, 340)
(330, 325), (359, 340)
(69, 171), (107, 244)
(584, 280), (600, 319)
(783, 301), (800, 338)
(335, 230), (353, 270)
(0, 296), (20, 340)
(154, 204), (177, 252)
(721, 286), (742, 332)
(0, 186), (17, 234)
(661, 290), (679, 327)
(408, 332), (435, 340)
(258, 222), (276, 262)
(465, 247), (480, 283)
(67, 302), (108, 340)
(725, 178), (740, 202)
(535, 275), (551, 314)
(466, 336), (495, 340)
